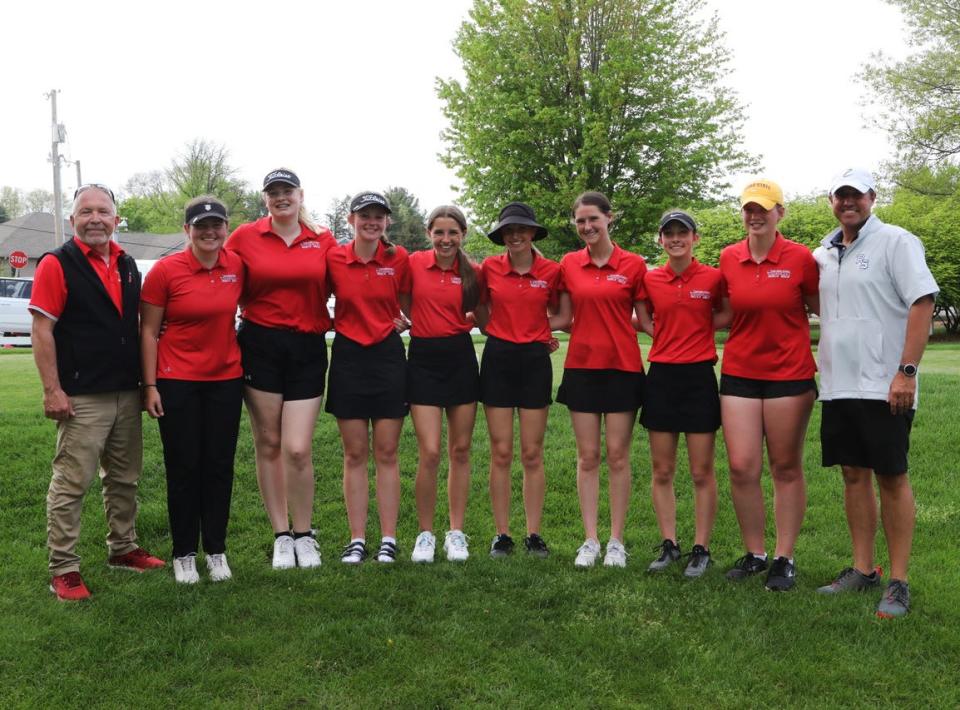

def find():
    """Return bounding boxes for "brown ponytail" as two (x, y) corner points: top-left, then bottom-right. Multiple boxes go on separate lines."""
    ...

(426, 205), (477, 314)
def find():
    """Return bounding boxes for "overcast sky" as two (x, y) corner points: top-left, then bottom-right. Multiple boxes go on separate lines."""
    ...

(0, 0), (910, 224)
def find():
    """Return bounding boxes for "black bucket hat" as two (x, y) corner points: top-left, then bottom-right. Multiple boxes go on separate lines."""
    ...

(487, 202), (548, 245)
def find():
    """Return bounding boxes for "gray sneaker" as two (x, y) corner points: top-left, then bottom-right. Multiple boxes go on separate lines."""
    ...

(683, 544), (712, 579)
(876, 579), (910, 618)
(647, 539), (681, 572)
(816, 566), (881, 594)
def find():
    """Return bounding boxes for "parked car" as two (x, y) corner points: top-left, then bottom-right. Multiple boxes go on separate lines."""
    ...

(0, 277), (32, 335)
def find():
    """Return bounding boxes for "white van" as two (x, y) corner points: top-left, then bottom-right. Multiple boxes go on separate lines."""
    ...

(0, 277), (32, 335)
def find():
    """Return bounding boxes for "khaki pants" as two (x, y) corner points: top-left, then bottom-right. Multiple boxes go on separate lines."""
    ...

(47, 390), (142, 575)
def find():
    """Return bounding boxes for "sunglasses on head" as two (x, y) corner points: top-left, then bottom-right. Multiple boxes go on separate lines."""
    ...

(73, 183), (116, 204)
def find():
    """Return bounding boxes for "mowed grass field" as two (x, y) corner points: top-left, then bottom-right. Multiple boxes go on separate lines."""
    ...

(1, 339), (959, 708)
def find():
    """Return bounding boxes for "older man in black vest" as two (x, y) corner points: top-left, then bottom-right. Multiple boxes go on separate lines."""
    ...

(30, 184), (164, 601)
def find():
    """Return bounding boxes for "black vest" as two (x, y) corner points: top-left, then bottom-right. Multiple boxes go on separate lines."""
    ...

(41, 240), (141, 395)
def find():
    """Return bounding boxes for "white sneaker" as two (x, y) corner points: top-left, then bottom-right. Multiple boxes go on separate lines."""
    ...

(574, 538), (601, 568)
(444, 530), (469, 562)
(603, 538), (628, 568)
(206, 553), (232, 582)
(294, 535), (322, 568)
(173, 554), (199, 584)
(411, 531), (436, 563)
(272, 535), (296, 569)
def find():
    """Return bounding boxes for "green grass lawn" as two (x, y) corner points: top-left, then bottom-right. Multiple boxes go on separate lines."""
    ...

(1, 343), (959, 708)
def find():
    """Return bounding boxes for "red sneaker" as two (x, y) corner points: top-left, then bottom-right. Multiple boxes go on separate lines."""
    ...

(50, 571), (91, 601)
(108, 546), (166, 572)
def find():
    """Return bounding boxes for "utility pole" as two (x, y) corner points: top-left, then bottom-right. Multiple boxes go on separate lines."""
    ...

(45, 89), (67, 246)
(75, 160), (81, 187)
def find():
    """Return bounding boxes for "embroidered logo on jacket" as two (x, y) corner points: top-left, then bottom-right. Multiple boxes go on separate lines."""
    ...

(766, 269), (792, 279)
(606, 274), (627, 285)
(376, 267), (395, 277)
(451, 276), (462, 285)
(300, 241), (322, 249)
(689, 290), (712, 300)
(530, 279), (549, 289)
(220, 274), (238, 283)
(856, 254), (869, 270)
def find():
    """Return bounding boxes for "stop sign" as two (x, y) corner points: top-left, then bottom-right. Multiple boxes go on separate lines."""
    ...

(9, 250), (28, 270)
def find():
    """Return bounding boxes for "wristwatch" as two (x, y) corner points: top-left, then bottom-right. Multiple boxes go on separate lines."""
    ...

(898, 363), (918, 377)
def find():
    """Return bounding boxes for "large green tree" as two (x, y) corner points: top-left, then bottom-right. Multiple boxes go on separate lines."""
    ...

(0, 187), (24, 220)
(867, 0), (960, 175)
(384, 187), (428, 252)
(324, 194), (353, 244)
(437, 0), (755, 257)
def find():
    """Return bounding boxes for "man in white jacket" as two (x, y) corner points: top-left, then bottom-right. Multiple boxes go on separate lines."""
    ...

(813, 168), (938, 618)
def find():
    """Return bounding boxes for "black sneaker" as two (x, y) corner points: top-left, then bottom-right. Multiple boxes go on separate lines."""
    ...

(764, 556), (796, 591)
(647, 539), (682, 572)
(725, 552), (769, 580)
(683, 544), (712, 579)
(523, 534), (550, 559)
(489, 534), (515, 558)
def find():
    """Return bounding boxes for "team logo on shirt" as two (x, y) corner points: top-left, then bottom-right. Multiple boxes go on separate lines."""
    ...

(220, 273), (238, 283)
(856, 254), (870, 270)
(766, 269), (792, 279)
(688, 290), (712, 300)
(530, 279), (549, 289)
(450, 276), (462, 285)
(300, 241), (322, 249)
(606, 274), (627, 285)
(376, 267), (395, 277)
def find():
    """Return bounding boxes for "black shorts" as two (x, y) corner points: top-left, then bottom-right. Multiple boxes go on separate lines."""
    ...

(237, 320), (328, 401)
(641, 361), (720, 433)
(557, 368), (644, 414)
(821, 399), (914, 476)
(325, 331), (408, 420)
(407, 333), (480, 407)
(719, 374), (817, 399)
(479, 335), (552, 409)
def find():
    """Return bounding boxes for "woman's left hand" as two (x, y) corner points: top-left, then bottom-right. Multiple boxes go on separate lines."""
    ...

(393, 315), (411, 333)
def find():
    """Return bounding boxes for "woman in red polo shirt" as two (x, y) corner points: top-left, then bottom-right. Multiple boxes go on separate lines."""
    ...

(717, 179), (819, 592)
(557, 191), (646, 569)
(637, 210), (722, 579)
(141, 196), (244, 583)
(474, 202), (566, 560)
(226, 169), (335, 571)
(325, 191), (411, 565)
(403, 206), (481, 564)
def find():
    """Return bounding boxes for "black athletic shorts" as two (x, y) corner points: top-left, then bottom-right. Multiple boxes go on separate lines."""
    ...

(640, 361), (720, 433)
(325, 331), (408, 420)
(407, 333), (480, 407)
(556, 368), (644, 414)
(720, 374), (817, 399)
(479, 335), (552, 409)
(237, 320), (328, 401)
(821, 399), (914, 476)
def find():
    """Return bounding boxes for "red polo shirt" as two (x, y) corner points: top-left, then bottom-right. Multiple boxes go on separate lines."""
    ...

(141, 247), (244, 381)
(408, 249), (481, 338)
(29, 237), (125, 319)
(327, 240), (411, 345)
(719, 233), (818, 380)
(225, 217), (335, 334)
(480, 252), (561, 344)
(644, 259), (721, 364)
(560, 244), (646, 372)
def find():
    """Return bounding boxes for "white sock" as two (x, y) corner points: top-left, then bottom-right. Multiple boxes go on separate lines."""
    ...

(381, 536), (397, 546)
(350, 537), (365, 545)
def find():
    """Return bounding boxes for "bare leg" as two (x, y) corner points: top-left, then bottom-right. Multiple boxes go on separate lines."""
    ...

(280, 397), (323, 533)
(338, 418), (370, 540)
(721, 395), (766, 555)
(518, 407), (549, 535)
(604, 411), (636, 542)
(244, 387), (288, 533)
(763, 392), (814, 559)
(876, 473), (915, 582)
(372, 418), (403, 539)
(411, 405), (443, 532)
(446, 403), (477, 531)
(685, 432), (718, 548)
(570, 411), (603, 541)
(648, 430), (680, 542)
(841, 465), (878, 574)
(485, 406), (515, 536)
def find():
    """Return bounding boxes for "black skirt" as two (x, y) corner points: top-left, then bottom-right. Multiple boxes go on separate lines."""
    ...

(325, 331), (408, 419)
(556, 368), (644, 414)
(640, 361), (720, 433)
(479, 335), (553, 409)
(406, 333), (480, 407)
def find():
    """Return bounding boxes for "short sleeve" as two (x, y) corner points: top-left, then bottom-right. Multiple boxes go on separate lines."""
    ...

(28, 255), (68, 319)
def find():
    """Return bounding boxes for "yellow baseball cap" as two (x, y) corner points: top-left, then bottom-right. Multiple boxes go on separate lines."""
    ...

(740, 179), (784, 210)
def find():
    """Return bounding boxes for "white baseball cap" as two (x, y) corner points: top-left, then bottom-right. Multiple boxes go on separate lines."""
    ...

(829, 167), (876, 196)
